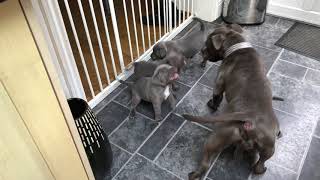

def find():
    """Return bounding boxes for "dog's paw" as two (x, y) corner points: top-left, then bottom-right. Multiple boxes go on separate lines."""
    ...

(253, 164), (267, 174)
(207, 99), (219, 111)
(188, 171), (200, 180)
(172, 84), (180, 91)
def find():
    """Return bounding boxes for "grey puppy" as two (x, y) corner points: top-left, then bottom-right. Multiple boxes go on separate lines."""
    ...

(182, 24), (281, 179)
(151, 17), (208, 59)
(120, 64), (179, 122)
(150, 17), (208, 66)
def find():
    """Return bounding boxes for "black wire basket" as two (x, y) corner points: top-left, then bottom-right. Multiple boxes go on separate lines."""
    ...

(68, 98), (112, 180)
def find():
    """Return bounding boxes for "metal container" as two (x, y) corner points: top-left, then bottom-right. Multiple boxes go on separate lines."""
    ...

(222, 0), (268, 25)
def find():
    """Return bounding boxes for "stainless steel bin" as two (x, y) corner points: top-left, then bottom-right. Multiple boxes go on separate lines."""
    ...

(222, 0), (268, 25)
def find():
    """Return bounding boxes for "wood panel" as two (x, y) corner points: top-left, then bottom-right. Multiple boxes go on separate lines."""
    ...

(0, 0), (89, 179)
(0, 81), (54, 180)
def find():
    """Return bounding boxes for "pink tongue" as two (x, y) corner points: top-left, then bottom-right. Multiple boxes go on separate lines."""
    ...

(171, 73), (179, 80)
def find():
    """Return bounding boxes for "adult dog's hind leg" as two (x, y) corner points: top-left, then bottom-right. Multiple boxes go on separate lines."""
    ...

(189, 127), (241, 180)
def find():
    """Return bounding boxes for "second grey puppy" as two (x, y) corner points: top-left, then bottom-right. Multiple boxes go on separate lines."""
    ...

(120, 64), (179, 121)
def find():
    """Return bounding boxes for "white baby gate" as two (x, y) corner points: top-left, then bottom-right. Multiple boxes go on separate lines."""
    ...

(38, 0), (195, 107)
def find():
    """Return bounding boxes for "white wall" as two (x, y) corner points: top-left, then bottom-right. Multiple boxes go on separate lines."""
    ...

(267, 0), (320, 25)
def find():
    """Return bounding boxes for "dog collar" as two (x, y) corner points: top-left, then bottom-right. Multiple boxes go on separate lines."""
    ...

(224, 42), (253, 58)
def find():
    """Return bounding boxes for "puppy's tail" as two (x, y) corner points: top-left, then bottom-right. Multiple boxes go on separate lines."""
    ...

(118, 79), (134, 88)
(272, 96), (284, 101)
(182, 112), (251, 124)
(193, 17), (205, 31)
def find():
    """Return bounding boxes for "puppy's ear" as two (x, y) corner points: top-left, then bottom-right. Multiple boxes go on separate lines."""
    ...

(211, 34), (225, 49)
(226, 24), (243, 33)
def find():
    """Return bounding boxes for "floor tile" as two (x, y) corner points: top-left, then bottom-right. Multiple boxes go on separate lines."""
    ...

(136, 82), (190, 120)
(97, 101), (130, 135)
(271, 60), (307, 81)
(276, 18), (295, 32)
(304, 69), (320, 86)
(243, 25), (285, 51)
(155, 121), (211, 179)
(174, 83), (213, 116)
(254, 45), (280, 73)
(113, 86), (131, 107)
(270, 110), (314, 171)
(93, 84), (126, 113)
(298, 137), (320, 180)
(109, 113), (158, 153)
(279, 50), (320, 71)
(263, 15), (279, 27)
(269, 72), (320, 118)
(114, 154), (179, 180)
(139, 114), (185, 160)
(178, 54), (212, 86)
(199, 64), (219, 89)
(104, 143), (131, 180)
(250, 161), (297, 180)
(207, 146), (251, 180)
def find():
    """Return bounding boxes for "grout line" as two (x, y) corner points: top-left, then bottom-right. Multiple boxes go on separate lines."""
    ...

(110, 141), (133, 155)
(267, 48), (284, 76)
(137, 153), (184, 180)
(273, 107), (301, 118)
(314, 134), (320, 139)
(108, 114), (129, 138)
(274, 17), (281, 27)
(94, 86), (127, 114)
(279, 59), (320, 73)
(269, 161), (298, 174)
(302, 69), (308, 82)
(111, 153), (135, 180)
(153, 120), (186, 162)
(251, 42), (281, 53)
(203, 153), (220, 180)
(270, 71), (302, 82)
(176, 80), (192, 88)
(198, 82), (214, 90)
(295, 118), (318, 180)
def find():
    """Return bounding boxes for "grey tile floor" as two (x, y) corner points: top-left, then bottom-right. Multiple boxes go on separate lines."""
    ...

(93, 15), (320, 180)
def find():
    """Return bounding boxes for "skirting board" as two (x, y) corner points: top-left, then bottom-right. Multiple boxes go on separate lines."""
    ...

(267, 3), (320, 26)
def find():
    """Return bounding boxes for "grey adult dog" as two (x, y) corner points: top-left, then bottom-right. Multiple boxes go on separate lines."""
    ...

(120, 64), (179, 122)
(182, 24), (281, 179)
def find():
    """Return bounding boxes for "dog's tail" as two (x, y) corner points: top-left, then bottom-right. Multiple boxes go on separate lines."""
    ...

(272, 96), (284, 101)
(193, 17), (205, 31)
(118, 79), (134, 88)
(182, 112), (251, 124)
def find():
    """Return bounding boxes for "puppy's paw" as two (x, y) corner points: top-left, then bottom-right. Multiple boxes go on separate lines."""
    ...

(172, 84), (180, 91)
(188, 171), (200, 180)
(201, 63), (206, 68)
(253, 164), (267, 174)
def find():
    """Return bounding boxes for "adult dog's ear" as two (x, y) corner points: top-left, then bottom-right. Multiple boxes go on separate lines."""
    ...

(226, 24), (243, 33)
(211, 34), (226, 49)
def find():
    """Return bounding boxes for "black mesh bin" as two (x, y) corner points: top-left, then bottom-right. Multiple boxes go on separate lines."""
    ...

(68, 98), (112, 180)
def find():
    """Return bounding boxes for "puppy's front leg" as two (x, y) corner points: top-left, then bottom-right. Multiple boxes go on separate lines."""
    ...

(152, 99), (162, 122)
(167, 93), (176, 109)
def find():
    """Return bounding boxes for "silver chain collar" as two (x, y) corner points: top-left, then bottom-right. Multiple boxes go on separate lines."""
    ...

(224, 42), (253, 58)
